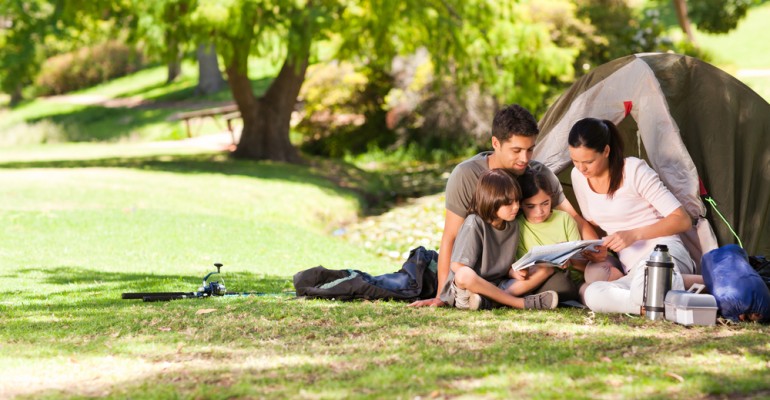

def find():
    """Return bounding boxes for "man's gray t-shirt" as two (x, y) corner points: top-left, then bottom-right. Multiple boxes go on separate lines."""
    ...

(444, 152), (566, 218)
(439, 214), (519, 305)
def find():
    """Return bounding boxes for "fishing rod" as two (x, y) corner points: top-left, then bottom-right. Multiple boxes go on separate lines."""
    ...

(121, 263), (295, 302)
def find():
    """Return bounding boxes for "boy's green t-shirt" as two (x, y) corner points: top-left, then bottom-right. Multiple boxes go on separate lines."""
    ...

(516, 209), (581, 258)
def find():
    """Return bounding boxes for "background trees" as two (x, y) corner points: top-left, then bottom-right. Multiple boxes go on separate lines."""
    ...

(192, 0), (580, 162)
(0, 0), (762, 162)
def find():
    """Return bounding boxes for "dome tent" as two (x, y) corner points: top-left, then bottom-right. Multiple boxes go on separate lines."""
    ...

(534, 53), (770, 260)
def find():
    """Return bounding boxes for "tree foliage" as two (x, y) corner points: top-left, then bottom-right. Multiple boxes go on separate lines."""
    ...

(0, 1), (56, 104)
(688, 0), (756, 34)
(575, 0), (677, 68)
(181, 0), (578, 162)
(0, 0), (129, 104)
(2, 0), (579, 162)
(130, 0), (195, 82)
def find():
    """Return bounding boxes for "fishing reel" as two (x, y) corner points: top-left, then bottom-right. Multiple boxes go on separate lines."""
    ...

(199, 263), (227, 296)
(124, 262), (290, 302)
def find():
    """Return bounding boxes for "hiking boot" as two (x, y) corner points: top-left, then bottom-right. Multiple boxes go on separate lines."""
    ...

(468, 292), (493, 310)
(524, 290), (559, 310)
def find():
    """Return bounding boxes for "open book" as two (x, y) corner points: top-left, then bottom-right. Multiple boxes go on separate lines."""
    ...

(511, 239), (604, 271)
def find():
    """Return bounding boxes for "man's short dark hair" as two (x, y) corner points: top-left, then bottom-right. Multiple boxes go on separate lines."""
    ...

(491, 104), (539, 141)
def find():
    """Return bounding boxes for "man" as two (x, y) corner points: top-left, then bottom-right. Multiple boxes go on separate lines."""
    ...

(409, 104), (597, 307)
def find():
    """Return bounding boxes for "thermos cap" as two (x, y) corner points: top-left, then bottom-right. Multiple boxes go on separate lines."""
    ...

(649, 243), (673, 263)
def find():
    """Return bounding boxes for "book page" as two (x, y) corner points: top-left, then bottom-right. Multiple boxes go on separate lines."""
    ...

(511, 239), (603, 271)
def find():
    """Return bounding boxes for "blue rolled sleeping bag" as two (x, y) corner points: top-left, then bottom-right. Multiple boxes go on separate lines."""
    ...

(701, 244), (770, 322)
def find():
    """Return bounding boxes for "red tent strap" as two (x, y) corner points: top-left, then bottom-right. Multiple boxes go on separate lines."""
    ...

(623, 101), (633, 117)
(699, 177), (708, 197)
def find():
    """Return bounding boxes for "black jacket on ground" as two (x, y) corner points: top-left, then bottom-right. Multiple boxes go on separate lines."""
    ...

(293, 246), (438, 301)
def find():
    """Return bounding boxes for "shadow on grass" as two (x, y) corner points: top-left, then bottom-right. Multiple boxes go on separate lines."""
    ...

(12, 296), (770, 399)
(0, 153), (347, 191)
(26, 105), (175, 142)
(1, 266), (294, 305)
(2, 264), (769, 398)
(20, 76), (275, 142)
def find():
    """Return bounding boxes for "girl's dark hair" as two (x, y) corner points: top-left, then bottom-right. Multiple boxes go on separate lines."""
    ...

(568, 117), (625, 197)
(468, 169), (522, 227)
(518, 168), (555, 201)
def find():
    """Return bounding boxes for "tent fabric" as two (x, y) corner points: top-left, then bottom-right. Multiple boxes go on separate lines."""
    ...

(535, 53), (770, 256)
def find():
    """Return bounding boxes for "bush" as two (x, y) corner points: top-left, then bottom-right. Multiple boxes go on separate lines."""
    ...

(34, 41), (145, 96)
(297, 61), (397, 158)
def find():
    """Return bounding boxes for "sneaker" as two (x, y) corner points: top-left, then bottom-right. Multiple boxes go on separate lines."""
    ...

(524, 290), (559, 310)
(468, 292), (493, 310)
(452, 282), (471, 310)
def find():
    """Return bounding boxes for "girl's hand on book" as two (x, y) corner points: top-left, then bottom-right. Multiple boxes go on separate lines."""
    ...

(510, 268), (529, 281)
(582, 245), (608, 262)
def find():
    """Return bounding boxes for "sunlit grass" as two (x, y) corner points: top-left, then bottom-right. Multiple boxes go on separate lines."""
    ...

(1, 148), (768, 399)
(695, 2), (770, 70)
(0, 57), (280, 146)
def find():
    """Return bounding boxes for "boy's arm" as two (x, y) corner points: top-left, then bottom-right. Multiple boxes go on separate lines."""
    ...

(408, 210), (465, 307)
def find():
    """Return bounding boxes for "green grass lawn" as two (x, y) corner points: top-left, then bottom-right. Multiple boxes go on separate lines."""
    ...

(1, 147), (769, 399)
(1, 6), (770, 397)
(0, 59), (278, 145)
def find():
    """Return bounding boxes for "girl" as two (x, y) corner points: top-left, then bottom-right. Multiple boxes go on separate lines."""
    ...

(438, 168), (558, 310)
(514, 169), (624, 302)
(568, 117), (699, 314)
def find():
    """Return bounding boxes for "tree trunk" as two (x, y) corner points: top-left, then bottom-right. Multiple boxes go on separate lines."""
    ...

(166, 32), (182, 84)
(672, 0), (697, 44)
(195, 43), (226, 95)
(226, 47), (308, 163)
(167, 57), (182, 84)
(9, 84), (22, 107)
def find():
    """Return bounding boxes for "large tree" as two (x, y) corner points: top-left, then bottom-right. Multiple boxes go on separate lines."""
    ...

(186, 0), (574, 162)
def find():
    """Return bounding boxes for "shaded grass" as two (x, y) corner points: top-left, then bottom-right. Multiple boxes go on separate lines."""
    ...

(3, 275), (769, 399)
(1, 148), (769, 399)
(0, 60), (276, 144)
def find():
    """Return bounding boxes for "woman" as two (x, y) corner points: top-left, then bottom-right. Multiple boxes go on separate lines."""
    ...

(568, 117), (697, 314)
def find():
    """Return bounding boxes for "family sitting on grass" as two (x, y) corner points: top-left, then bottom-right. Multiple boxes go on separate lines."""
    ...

(409, 104), (703, 313)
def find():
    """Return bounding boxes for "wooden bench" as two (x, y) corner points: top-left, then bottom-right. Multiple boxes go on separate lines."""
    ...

(171, 104), (241, 143)
(222, 111), (242, 144)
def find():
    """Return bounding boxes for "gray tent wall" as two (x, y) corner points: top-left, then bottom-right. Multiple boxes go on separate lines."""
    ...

(534, 53), (770, 259)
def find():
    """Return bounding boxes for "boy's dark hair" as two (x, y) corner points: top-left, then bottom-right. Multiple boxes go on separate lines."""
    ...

(491, 104), (539, 141)
(469, 169), (522, 227)
(518, 168), (555, 201)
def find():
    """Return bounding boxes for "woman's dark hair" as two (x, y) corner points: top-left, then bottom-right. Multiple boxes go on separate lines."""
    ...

(468, 169), (522, 227)
(568, 117), (625, 197)
(518, 168), (555, 201)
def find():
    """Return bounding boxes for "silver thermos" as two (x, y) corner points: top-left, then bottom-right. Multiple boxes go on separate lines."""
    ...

(643, 244), (674, 320)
